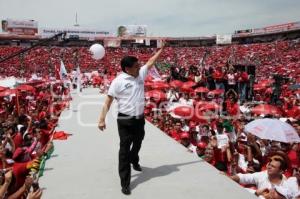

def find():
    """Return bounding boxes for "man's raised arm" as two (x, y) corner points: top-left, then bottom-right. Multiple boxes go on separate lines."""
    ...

(146, 41), (165, 70)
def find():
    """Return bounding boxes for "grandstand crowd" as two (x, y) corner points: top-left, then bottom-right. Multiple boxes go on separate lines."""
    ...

(0, 38), (299, 198)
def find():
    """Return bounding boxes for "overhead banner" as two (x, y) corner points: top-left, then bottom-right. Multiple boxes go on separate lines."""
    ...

(234, 29), (252, 35)
(135, 38), (144, 44)
(39, 27), (110, 39)
(157, 39), (163, 48)
(216, 35), (232, 44)
(117, 25), (147, 37)
(1, 19), (38, 35)
(103, 39), (121, 47)
(145, 38), (151, 46)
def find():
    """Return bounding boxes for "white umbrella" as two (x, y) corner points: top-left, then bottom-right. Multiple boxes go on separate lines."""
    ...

(245, 118), (300, 143)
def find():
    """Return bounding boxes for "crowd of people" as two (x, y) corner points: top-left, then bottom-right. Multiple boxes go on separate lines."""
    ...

(0, 38), (299, 198)
(141, 41), (299, 199)
(0, 80), (71, 198)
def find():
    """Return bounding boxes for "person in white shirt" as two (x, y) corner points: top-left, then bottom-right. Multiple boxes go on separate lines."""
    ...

(98, 43), (165, 195)
(230, 154), (289, 197)
(286, 173), (300, 199)
(227, 68), (237, 92)
(179, 93), (194, 106)
(166, 87), (179, 103)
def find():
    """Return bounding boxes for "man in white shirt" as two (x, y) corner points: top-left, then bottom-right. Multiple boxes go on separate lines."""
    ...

(98, 43), (165, 195)
(230, 154), (289, 197)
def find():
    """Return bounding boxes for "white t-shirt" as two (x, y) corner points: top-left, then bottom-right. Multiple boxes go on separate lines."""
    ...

(237, 170), (288, 190)
(181, 125), (190, 132)
(195, 75), (202, 83)
(179, 98), (194, 106)
(167, 91), (179, 102)
(238, 153), (260, 173)
(227, 74), (236, 85)
(108, 64), (148, 116)
(287, 177), (299, 198)
(238, 153), (248, 172)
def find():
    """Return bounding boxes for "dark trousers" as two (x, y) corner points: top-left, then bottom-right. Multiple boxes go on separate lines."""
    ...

(117, 113), (145, 188)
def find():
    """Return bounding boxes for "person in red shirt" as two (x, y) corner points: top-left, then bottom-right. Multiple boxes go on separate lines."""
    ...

(168, 122), (183, 142)
(288, 143), (300, 175)
(225, 90), (239, 117)
(213, 67), (225, 90)
(179, 132), (191, 147)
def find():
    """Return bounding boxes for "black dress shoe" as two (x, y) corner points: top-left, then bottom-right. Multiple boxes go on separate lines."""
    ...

(121, 187), (131, 195)
(132, 163), (142, 171)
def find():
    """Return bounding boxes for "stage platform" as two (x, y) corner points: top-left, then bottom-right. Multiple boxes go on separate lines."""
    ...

(40, 88), (256, 199)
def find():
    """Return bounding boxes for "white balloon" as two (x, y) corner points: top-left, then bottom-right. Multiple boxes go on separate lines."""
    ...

(89, 43), (105, 60)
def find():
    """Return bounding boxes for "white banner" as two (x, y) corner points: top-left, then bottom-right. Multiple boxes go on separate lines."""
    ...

(216, 35), (232, 44)
(135, 38), (144, 44)
(2, 19), (38, 29)
(2, 19), (38, 35)
(104, 39), (121, 47)
(117, 25), (147, 37)
(148, 66), (161, 80)
(145, 38), (150, 46)
(39, 27), (110, 39)
(157, 39), (163, 48)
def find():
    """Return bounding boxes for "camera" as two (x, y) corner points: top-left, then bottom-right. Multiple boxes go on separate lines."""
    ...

(32, 181), (40, 192)
(0, 169), (7, 185)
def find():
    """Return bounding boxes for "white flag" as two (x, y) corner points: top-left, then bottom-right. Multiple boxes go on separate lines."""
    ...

(148, 66), (161, 80)
(60, 59), (68, 79)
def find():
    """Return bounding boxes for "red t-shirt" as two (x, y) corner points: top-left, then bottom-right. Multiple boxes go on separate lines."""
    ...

(240, 72), (249, 82)
(12, 162), (29, 191)
(213, 70), (223, 82)
(13, 132), (23, 149)
(169, 130), (181, 141)
(40, 129), (51, 147)
(225, 100), (239, 116)
(38, 111), (47, 120)
(288, 150), (299, 168)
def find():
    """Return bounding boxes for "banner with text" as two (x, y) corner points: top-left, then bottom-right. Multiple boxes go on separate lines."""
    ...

(216, 34), (232, 44)
(2, 19), (38, 35)
(117, 25), (147, 37)
(39, 27), (110, 39)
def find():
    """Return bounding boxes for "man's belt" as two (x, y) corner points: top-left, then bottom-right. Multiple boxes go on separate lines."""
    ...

(118, 112), (144, 119)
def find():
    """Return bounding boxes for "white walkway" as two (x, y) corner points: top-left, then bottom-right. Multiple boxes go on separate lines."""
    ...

(40, 88), (256, 199)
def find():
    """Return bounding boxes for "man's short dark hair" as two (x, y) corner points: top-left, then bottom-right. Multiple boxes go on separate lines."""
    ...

(270, 152), (289, 171)
(121, 56), (138, 72)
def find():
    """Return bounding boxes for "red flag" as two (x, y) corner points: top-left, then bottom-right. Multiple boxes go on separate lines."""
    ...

(53, 131), (72, 140)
